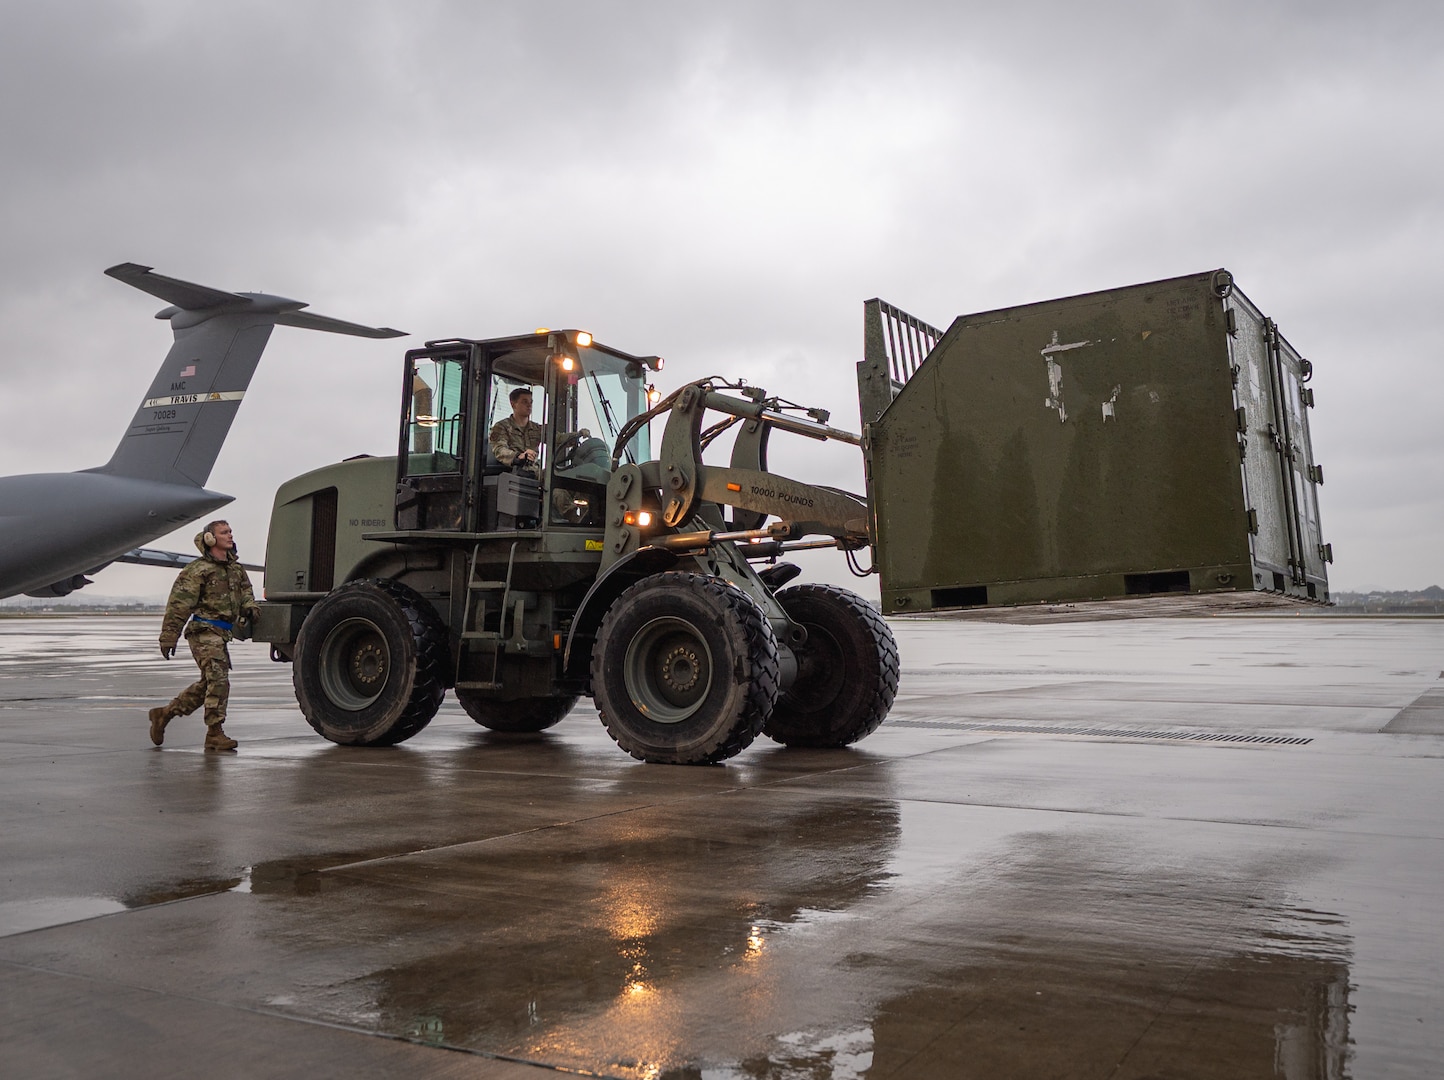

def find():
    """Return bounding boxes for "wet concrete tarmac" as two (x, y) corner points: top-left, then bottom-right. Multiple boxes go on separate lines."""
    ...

(2, 613), (1442, 1078)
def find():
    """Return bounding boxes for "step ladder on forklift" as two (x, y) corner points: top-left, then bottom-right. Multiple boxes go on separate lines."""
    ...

(454, 540), (522, 691)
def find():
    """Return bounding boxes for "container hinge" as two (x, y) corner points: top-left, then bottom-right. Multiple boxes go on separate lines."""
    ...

(1300, 386), (1315, 408)
(1230, 364), (1241, 387)
(1318, 542), (1334, 564)
(1235, 406), (1249, 434)
(1307, 464), (1324, 485)
(1238, 434), (1248, 460)
(1225, 308), (1238, 336)
(1246, 508), (1259, 535)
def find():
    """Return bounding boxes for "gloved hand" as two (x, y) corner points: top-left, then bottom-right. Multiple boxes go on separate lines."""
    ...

(159, 638), (177, 660)
(236, 603), (261, 642)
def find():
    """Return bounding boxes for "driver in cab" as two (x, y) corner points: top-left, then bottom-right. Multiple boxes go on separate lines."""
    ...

(489, 387), (545, 473)
(489, 385), (610, 525)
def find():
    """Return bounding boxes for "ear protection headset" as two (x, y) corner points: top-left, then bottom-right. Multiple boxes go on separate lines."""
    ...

(202, 530), (217, 547)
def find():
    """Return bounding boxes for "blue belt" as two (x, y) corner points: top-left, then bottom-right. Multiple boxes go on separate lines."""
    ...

(191, 616), (234, 631)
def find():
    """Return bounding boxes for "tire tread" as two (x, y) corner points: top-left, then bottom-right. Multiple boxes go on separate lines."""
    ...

(594, 572), (779, 764)
(765, 583), (899, 748)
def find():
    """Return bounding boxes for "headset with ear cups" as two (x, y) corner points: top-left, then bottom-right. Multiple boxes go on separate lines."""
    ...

(202, 530), (217, 548)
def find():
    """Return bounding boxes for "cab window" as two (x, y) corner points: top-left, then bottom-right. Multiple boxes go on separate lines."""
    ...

(403, 356), (466, 476)
(548, 351), (651, 526)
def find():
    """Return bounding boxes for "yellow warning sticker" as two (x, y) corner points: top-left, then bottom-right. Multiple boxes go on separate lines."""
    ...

(585, 540), (604, 551)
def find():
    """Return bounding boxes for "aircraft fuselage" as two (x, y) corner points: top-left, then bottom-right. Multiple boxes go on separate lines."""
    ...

(0, 472), (231, 598)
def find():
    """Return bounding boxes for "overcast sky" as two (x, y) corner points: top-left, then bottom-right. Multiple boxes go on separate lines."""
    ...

(2, 0), (1440, 599)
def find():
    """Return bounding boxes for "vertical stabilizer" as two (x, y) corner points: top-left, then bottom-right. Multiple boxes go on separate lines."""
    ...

(93, 263), (404, 487)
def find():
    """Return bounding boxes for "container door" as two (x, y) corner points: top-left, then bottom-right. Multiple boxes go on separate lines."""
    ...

(1228, 296), (1328, 598)
(1268, 323), (1329, 593)
(1229, 299), (1292, 585)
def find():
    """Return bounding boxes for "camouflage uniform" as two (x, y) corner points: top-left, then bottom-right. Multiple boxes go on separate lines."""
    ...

(488, 415), (544, 467)
(150, 532), (259, 747)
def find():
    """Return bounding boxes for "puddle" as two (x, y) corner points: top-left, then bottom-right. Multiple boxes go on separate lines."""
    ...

(0, 896), (127, 936)
(120, 851), (377, 910)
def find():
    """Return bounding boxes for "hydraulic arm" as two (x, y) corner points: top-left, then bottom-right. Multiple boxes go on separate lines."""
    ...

(601, 380), (871, 570)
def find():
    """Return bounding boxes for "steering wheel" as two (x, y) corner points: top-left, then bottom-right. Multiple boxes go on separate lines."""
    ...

(555, 431), (585, 469)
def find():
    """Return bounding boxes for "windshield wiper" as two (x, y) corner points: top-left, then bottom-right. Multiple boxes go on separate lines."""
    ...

(586, 369), (633, 465)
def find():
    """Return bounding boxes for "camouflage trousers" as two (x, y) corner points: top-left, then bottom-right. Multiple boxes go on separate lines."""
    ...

(166, 629), (231, 727)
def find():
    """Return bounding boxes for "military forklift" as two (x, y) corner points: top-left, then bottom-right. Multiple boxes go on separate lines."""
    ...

(254, 329), (898, 764)
(255, 269), (1331, 764)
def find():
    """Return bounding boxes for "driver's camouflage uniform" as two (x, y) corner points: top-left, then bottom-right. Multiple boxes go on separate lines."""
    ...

(148, 532), (259, 749)
(489, 416), (544, 467)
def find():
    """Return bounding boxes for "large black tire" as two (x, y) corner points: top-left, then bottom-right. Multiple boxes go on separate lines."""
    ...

(293, 579), (450, 746)
(456, 692), (578, 733)
(592, 572), (779, 764)
(764, 584), (899, 748)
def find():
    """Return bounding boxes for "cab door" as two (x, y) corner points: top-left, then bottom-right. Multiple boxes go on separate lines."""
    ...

(396, 347), (474, 531)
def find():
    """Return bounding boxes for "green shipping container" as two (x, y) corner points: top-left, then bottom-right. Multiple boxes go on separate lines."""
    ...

(859, 270), (1330, 617)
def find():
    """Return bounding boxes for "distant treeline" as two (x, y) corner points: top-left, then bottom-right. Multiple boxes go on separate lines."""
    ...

(1331, 586), (1444, 614)
(0, 601), (165, 615)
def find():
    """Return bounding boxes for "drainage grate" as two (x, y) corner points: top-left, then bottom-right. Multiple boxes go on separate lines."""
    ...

(889, 719), (1312, 745)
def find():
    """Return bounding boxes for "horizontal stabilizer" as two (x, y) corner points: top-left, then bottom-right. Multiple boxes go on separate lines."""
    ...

(118, 547), (264, 573)
(104, 263), (244, 312)
(276, 310), (405, 338)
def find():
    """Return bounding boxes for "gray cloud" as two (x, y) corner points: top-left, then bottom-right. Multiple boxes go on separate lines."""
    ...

(2, 0), (1441, 596)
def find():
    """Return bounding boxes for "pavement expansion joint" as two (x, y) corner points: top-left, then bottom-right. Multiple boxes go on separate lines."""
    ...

(889, 718), (1313, 745)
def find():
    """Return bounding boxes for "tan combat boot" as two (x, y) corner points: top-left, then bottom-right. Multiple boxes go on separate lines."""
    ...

(204, 726), (239, 751)
(148, 706), (173, 746)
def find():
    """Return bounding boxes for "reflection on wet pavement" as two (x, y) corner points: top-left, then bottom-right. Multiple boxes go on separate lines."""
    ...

(0, 896), (127, 936)
(1, 615), (1442, 1077)
(270, 809), (1355, 1080)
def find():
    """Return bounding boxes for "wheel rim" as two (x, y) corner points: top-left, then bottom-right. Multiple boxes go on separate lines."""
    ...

(792, 624), (844, 712)
(622, 615), (713, 724)
(317, 616), (390, 711)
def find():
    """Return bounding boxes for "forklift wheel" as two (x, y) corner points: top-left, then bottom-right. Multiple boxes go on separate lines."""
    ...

(293, 579), (449, 746)
(457, 692), (578, 733)
(592, 572), (779, 764)
(764, 584), (899, 748)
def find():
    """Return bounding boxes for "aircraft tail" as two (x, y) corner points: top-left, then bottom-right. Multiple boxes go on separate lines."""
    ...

(93, 263), (404, 487)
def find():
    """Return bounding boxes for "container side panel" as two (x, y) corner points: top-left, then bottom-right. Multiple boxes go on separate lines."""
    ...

(872, 272), (1270, 613)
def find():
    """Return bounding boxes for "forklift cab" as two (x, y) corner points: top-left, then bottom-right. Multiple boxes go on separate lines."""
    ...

(395, 332), (658, 534)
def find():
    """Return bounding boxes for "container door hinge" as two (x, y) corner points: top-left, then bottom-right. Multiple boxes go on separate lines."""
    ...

(1225, 308), (1238, 336)
(1318, 542), (1334, 564)
(1246, 508), (1260, 535)
(1300, 386), (1315, 408)
(1307, 464), (1324, 484)
(1235, 406), (1249, 434)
